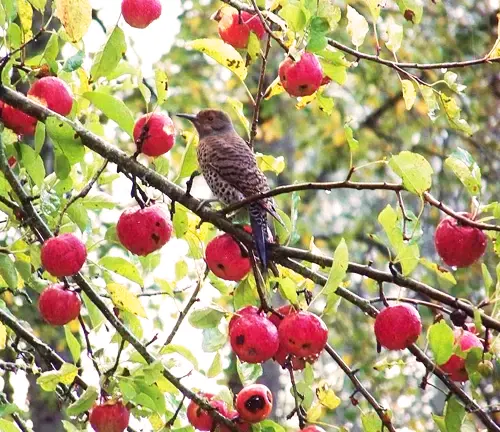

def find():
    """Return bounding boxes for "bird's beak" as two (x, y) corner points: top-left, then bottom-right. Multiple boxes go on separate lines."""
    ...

(175, 113), (197, 123)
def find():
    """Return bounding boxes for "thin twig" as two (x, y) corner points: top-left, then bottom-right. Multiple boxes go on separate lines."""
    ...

(78, 315), (102, 376)
(369, 296), (452, 314)
(286, 364), (307, 428)
(248, 0), (289, 54)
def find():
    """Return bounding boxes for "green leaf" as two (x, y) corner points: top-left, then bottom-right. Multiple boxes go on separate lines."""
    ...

(427, 320), (454, 365)
(17, 0), (33, 39)
(401, 79), (416, 110)
(378, 205), (420, 275)
(431, 414), (447, 432)
(444, 396), (465, 432)
(46, 117), (85, 165)
(324, 239), (348, 294)
(202, 327), (227, 352)
(27, 0), (46, 11)
(364, 0), (381, 19)
(172, 206), (188, 238)
(395, 0), (423, 24)
(66, 202), (89, 231)
(247, 31), (261, 61)
(346, 6), (369, 48)
(83, 91), (134, 137)
(226, 98), (250, 139)
(99, 256), (144, 286)
(0, 254), (17, 289)
(481, 264), (494, 298)
(64, 326), (81, 363)
(176, 131), (199, 181)
(439, 93), (472, 135)
(154, 69), (168, 105)
(161, 344), (199, 370)
(444, 147), (481, 197)
(344, 125), (359, 152)
(280, 4), (307, 32)
(66, 385), (98, 416)
(258, 420), (286, 432)
(234, 276), (260, 310)
(316, 92), (335, 114)
(37, 362), (78, 391)
(90, 26), (126, 81)
(63, 50), (84, 72)
(385, 20), (403, 53)
(420, 85), (439, 120)
(0, 420), (20, 432)
(237, 359), (263, 385)
(272, 276), (298, 304)
(188, 307), (224, 329)
(361, 411), (383, 432)
(207, 352), (222, 378)
(34, 119), (45, 154)
(19, 143), (45, 186)
(388, 151), (433, 195)
(187, 39), (247, 80)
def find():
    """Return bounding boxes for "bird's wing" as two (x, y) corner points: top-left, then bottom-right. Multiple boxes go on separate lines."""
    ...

(203, 133), (283, 224)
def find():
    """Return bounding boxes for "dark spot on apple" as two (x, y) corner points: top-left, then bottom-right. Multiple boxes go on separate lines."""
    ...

(245, 395), (265, 413)
(236, 335), (245, 345)
(151, 233), (160, 243)
(217, 263), (225, 270)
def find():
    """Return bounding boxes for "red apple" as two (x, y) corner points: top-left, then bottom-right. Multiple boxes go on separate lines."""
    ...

(235, 384), (273, 423)
(28, 76), (73, 116)
(374, 303), (422, 350)
(133, 112), (175, 157)
(218, 7), (265, 49)
(38, 283), (81, 326)
(1, 104), (37, 136)
(116, 204), (173, 256)
(434, 213), (487, 267)
(186, 394), (229, 431)
(89, 401), (130, 432)
(41, 233), (87, 277)
(121, 0), (162, 29)
(278, 52), (323, 97)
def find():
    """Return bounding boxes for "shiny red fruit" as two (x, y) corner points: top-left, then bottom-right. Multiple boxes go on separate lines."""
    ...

(28, 76), (73, 116)
(41, 233), (87, 277)
(434, 214), (487, 267)
(205, 232), (251, 281)
(117, 205), (172, 256)
(278, 311), (328, 358)
(1, 104), (37, 136)
(229, 306), (265, 334)
(38, 283), (81, 326)
(235, 384), (273, 423)
(121, 0), (162, 28)
(278, 52), (323, 97)
(218, 7), (265, 49)
(374, 304), (422, 350)
(186, 394), (229, 431)
(229, 314), (279, 363)
(439, 329), (483, 382)
(89, 401), (130, 432)
(133, 112), (175, 157)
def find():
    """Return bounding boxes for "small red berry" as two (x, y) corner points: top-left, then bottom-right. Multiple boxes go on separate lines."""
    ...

(38, 283), (81, 326)
(439, 329), (483, 382)
(278, 311), (328, 358)
(205, 232), (251, 281)
(133, 112), (175, 157)
(186, 394), (229, 431)
(116, 205), (173, 256)
(374, 304), (422, 350)
(229, 314), (279, 363)
(228, 306), (265, 334)
(434, 213), (487, 268)
(121, 0), (162, 29)
(218, 7), (265, 49)
(278, 52), (323, 97)
(89, 400), (130, 432)
(235, 384), (273, 423)
(41, 233), (87, 277)
(28, 76), (73, 116)
(1, 104), (37, 136)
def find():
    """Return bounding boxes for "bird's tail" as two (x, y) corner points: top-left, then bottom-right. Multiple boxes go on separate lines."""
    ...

(249, 202), (269, 269)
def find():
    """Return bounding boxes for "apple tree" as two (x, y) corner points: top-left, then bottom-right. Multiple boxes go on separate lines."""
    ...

(0, 0), (499, 431)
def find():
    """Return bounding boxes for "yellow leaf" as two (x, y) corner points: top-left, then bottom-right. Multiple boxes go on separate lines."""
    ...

(306, 402), (325, 422)
(0, 323), (6, 350)
(37, 362), (78, 391)
(55, 0), (92, 42)
(316, 383), (341, 410)
(106, 283), (147, 317)
(401, 79), (416, 110)
(187, 39), (247, 80)
(264, 76), (285, 100)
(17, 0), (33, 40)
(295, 92), (318, 109)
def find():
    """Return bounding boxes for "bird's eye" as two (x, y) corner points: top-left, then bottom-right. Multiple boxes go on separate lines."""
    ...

(207, 116), (214, 121)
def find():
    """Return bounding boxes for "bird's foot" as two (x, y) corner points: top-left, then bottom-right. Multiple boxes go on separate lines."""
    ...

(195, 198), (219, 212)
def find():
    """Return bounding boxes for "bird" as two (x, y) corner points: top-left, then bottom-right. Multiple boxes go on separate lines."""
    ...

(176, 109), (281, 268)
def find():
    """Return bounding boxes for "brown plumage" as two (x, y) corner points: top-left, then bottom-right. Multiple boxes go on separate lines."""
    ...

(176, 109), (280, 267)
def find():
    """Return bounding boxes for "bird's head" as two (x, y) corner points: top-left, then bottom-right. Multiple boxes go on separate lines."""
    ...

(176, 109), (234, 138)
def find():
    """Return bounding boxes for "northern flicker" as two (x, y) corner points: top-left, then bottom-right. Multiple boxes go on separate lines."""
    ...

(176, 109), (280, 268)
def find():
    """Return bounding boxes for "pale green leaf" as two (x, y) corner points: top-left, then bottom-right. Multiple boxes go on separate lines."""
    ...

(385, 19), (403, 53)
(419, 258), (456, 285)
(19, 144), (45, 186)
(99, 256), (144, 286)
(46, 117), (85, 165)
(106, 283), (146, 317)
(439, 93), (472, 135)
(161, 344), (199, 370)
(280, 4), (307, 32)
(66, 385), (98, 416)
(0, 254), (17, 289)
(395, 0), (423, 24)
(344, 125), (359, 151)
(256, 153), (285, 174)
(363, 0), (381, 20)
(420, 85), (439, 120)
(226, 98), (250, 139)
(324, 239), (348, 294)
(444, 147), (481, 197)
(155, 69), (168, 105)
(389, 151), (433, 195)
(64, 326), (81, 363)
(237, 358), (263, 385)
(207, 352), (222, 378)
(361, 411), (383, 432)
(187, 39), (247, 80)
(0, 323), (6, 350)
(346, 6), (369, 48)
(90, 26), (126, 80)
(0, 419), (20, 432)
(37, 362), (78, 391)
(17, 0), (33, 39)
(445, 396), (465, 432)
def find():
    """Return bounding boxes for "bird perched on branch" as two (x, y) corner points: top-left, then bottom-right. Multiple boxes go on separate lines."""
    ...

(176, 109), (281, 268)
